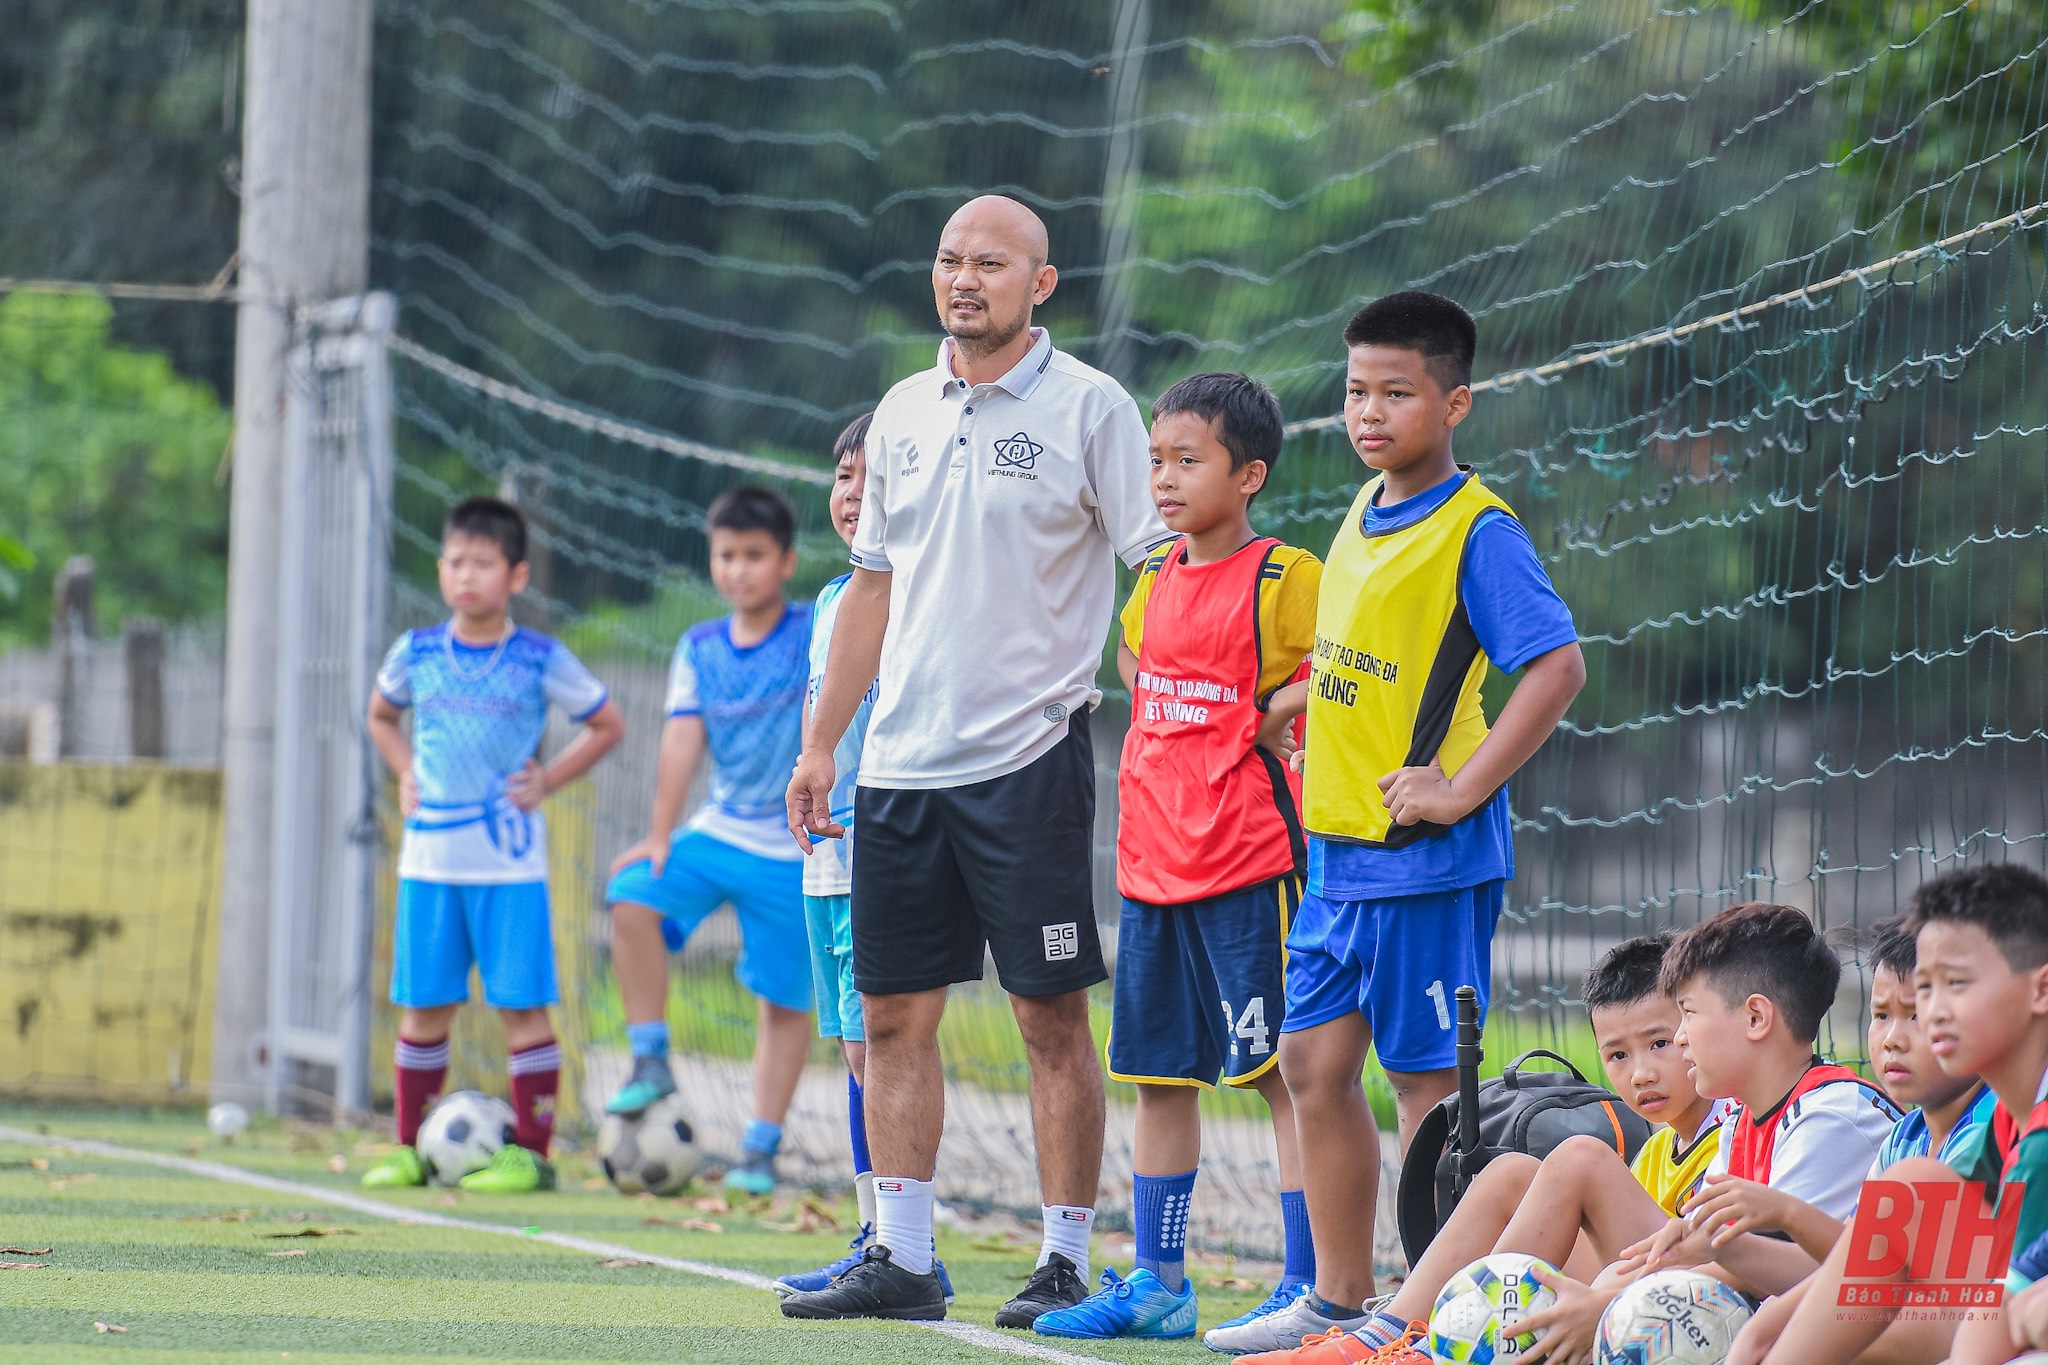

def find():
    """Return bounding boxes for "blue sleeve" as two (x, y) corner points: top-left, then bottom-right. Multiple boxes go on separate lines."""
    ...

(542, 641), (610, 722)
(1461, 512), (1577, 673)
(375, 633), (413, 707)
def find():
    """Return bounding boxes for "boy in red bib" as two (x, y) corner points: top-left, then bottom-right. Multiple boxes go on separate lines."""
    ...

(1032, 373), (1319, 1342)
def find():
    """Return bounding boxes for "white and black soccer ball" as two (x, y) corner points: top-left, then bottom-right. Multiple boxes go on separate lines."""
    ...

(598, 1093), (703, 1195)
(1595, 1269), (1754, 1365)
(416, 1090), (515, 1186)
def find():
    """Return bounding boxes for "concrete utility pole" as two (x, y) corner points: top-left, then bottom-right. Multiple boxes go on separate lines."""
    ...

(215, 0), (373, 1106)
(1095, 0), (1151, 383)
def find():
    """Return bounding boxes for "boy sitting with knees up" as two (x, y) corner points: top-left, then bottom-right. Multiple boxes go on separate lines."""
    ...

(1268, 903), (1899, 1365)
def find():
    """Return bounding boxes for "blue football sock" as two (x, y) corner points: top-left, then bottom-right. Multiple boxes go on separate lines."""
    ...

(1133, 1169), (1196, 1293)
(1355, 1310), (1411, 1349)
(625, 1020), (670, 1059)
(847, 1073), (872, 1176)
(1280, 1188), (1315, 1288)
(742, 1117), (783, 1157)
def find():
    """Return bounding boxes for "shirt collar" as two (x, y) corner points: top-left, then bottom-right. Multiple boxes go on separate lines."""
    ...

(933, 327), (1055, 399)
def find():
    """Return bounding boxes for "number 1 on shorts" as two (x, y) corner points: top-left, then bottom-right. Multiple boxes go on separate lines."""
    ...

(1426, 978), (1449, 1030)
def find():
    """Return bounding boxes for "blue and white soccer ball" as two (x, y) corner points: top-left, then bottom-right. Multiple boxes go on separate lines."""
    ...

(1595, 1269), (1754, 1365)
(416, 1090), (515, 1186)
(1427, 1252), (1559, 1364)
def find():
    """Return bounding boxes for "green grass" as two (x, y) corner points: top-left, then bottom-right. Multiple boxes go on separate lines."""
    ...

(0, 1104), (1282, 1364)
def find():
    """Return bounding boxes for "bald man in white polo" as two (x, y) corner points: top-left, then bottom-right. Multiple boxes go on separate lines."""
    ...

(783, 196), (1169, 1326)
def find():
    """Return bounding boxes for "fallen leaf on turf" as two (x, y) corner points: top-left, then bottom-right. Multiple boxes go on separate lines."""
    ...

(181, 1210), (258, 1223)
(689, 1196), (727, 1214)
(597, 1257), (651, 1269)
(182, 1140), (204, 1156)
(262, 1227), (355, 1238)
(436, 1193), (458, 1207)
(327, 1155), (347, 1175)
(680, 1218), (724, 1234)
(801, 1196), (842, 1230)
(0, 1262), (48, 1270)
(266, 1249), (308, 1258)
(0, 1247), (51, 1256)
(29, 1158), (47, 1171)
(94, 1322), (128, 1333)
(1200, 1275), (1260, 1291)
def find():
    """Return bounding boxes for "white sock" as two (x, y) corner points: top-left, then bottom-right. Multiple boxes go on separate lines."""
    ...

(854, 1170), (877, 1232)
(874, 1176), (935, 1275)
(1039, 1204), (1095, 1280)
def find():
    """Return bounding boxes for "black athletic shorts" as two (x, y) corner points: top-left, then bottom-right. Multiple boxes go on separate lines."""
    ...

(851, 721), (1105, 998)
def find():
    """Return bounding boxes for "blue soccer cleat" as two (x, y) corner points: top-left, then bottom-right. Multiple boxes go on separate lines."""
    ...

(774, 1223), (874, 1296)
(1208, 1280), (1312, 1335)
(605, 1054), (678, 1116)
(722, 1148), (778, 1196)
(1032, 1266), (1197, 1339)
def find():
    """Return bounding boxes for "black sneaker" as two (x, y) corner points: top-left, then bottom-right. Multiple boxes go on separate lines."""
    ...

(779, 1244), (947, 1322)
(994, 1252), (1088, 1329)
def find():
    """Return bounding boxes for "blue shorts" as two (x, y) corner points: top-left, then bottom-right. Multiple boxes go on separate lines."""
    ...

(605, 828), (812, 1012)
(804, 894), (864, 1043)
(1281, 880), (1503, 1072)
(1108, 878), (1297, 1088)
(392, 879), (558, 1010)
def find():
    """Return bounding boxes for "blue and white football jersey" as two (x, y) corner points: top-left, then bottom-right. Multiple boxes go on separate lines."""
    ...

(666, 603), (811, 861)
(377, 623), (609, 884)
(802, 575), (876, 896)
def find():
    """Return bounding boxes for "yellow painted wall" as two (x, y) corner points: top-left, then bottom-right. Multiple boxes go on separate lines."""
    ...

(0, 762), (220, 1101)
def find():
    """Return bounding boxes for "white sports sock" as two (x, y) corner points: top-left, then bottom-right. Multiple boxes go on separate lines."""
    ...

(873, 1176), (935, 1275)
(1038, 1204), (1095, 1280)
(854, 1170), (877, 1232)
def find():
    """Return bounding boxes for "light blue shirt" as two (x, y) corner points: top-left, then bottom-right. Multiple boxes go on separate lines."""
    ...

(377, 623), (608, 883)
(1872, 1083), (1999, 1176)
(803, 575), (876, 896)
(665, 603), (811, 860)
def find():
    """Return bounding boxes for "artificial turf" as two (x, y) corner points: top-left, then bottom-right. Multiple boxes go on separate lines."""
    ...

(0, 1105), (1277, 1364)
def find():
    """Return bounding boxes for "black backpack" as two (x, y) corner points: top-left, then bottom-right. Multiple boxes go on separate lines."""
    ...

(1396, 987), (1653, 1268)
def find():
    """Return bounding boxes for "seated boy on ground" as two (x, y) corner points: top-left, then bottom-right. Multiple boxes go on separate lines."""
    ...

(1729, 916), (1998, 1365)
(1752, 867), (2048, 1365)
(1271, 901), (1899, 1365)
(1326, 933), (1730, 1360)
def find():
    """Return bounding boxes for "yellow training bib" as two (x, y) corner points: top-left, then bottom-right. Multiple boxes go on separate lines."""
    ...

(1304, 470), (1516, 847)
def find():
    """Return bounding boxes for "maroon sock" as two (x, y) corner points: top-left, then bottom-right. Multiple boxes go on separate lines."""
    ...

(394, 1036), (450, 1147)
(508, 1038), (562, 1156)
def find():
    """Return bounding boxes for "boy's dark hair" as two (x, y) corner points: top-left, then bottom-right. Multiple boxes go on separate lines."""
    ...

(1904, 865), (2048, 972)
(834, 413), (873, 465)
(1151, 372), (1285, 485)
(444, 496), (528, 566)
(1342, 290), (1478, 391)
(1868, 918), (1919, 981)
(1657, 902), (1840, 1043)
(1583, 932), (1675, 1014)
(706, 485), (797, 551)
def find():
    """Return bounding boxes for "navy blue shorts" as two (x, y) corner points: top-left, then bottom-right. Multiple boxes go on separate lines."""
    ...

(1107, 877), (1298, 1088)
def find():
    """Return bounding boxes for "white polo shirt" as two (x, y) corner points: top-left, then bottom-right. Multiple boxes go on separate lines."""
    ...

(850, 328), (1168, 789)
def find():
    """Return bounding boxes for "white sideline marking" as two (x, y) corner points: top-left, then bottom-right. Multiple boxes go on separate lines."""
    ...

(0, 1125), (1108, 1365)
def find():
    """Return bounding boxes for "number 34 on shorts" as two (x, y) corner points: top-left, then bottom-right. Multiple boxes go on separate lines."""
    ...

(1222, 996), (1272, 1059)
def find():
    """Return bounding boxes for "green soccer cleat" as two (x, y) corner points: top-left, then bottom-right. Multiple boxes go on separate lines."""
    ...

(605, 1054), (678, 1116)
(360, 1145), (428, 1189)
(458, 1144), (556, 1193)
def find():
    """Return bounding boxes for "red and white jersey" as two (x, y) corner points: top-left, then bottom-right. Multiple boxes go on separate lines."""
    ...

(1708, 1062), (1901, 1220)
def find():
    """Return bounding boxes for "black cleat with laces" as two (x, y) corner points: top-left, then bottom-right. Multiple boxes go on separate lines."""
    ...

(994, 1252), (1089, 1329)
(778, 1244), (947, 1322)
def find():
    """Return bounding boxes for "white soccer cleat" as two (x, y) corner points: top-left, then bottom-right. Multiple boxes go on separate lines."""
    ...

(1202, 1290), (1359, 1355)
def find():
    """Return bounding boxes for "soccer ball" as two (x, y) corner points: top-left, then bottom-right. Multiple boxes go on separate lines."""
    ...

(598, 1092), (703, 1195)
(1595, 1269), (1754, 1365)
(416, 1090), (515, 1186)
(1427, 1253), (1559, 1364)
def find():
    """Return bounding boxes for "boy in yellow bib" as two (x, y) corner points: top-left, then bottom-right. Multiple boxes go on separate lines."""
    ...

(1220, 292), (1586, 1361)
